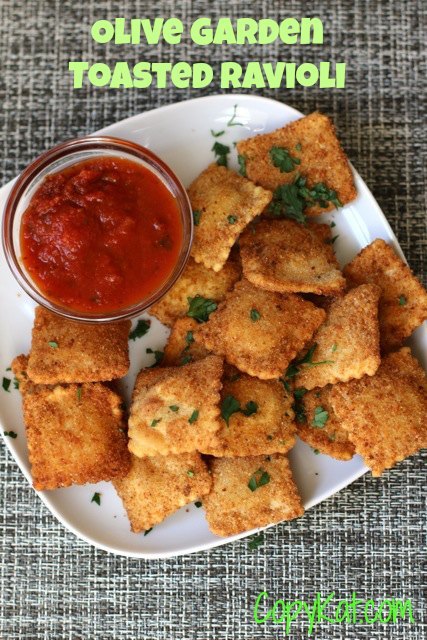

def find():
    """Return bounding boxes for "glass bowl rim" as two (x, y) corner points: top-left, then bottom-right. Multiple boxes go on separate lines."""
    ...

(2, 135), (193, 323)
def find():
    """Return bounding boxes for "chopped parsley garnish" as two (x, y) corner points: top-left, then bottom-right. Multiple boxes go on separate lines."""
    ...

(187, 295), (217, 323)
(48, 341), (58, 349)
(188, 409), (199, 424)
(326, 235), (339, 244)
(169, 405), (179, 412)
(185, 331), (195, 346)
(295, 143), (302, 152)
(312, 406), (329, 428)
(4, 431), (17, 439)
(248, 468), (270, 492)
(150, 418), (162, 428)
(285, 343), (334, 379)
(194, 501), (203, 508)
(144, 527), (153, 536)
(228, 372), (241, 382)
(76, 386), (82, 402)
(398, 295), (407, 306)
(180, 354), (192, 365)
(211, 129), (225, 138)
(212, 141), (230, 167)
(129, 319), (151, 341)
(221, 394), (241, 426)
(187, 470), (195, 477)
(241, 401), (258, 417)
(237, 154), (247, 176)
(292, 387), (308, 424)
(248, 533), (264, 550)
(13, 377), (19, 390)
(331, 343), (338, 352)
(2, 377), (11, 392)
(193, 210), (202, 226)
(270, 146), (301, 173)
(313, 449), (320, 455)
(148, 350), (164, 367)
(269, 174), (342, 224)
(227, 104), (243, 127)
(91, 492), (101, 506)
(227, 215), (238, 224)
(250, 308), (261, 322)
(330, 221), (336, 227)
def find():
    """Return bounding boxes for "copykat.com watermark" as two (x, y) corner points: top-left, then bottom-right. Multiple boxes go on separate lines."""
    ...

(253, 591), (415, 636)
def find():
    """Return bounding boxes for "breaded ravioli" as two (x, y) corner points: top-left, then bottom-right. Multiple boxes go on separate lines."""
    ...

(22, 383), (130, 490)
(197, 279), (325, 379)
(11, 354), (34, 396)
(296, 284), (381, 389)
(344, 239), (427, 352)
(113, 452), (212, 533)
(240, 219), (346, 295)
(187, 164), (272, 271)
(149, 257), (241, 326)
(202, 367), (296, 457)
(27, 306), (130, 384)
(204, 455), (304, 536)
(163, 318), (210, 365)
(128, 355), (223, 457)
(297, 385), (355, 460)
(330, 348), (427, 476)
(236, 112), (356, 216)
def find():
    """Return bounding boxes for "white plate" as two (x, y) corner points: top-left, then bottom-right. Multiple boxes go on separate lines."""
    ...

(1, 94), (426, 559)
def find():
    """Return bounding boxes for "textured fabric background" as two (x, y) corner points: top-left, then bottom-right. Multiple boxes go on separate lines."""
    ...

(0, 1), (426, 638)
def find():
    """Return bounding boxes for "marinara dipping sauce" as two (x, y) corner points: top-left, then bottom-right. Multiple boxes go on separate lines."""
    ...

(20, 156), (184, 313)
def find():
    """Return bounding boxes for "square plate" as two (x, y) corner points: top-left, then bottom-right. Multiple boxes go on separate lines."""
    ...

(1, 94), (426, 558)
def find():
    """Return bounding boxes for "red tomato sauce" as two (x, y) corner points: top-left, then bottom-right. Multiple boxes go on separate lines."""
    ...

(20, 156), (183, 312)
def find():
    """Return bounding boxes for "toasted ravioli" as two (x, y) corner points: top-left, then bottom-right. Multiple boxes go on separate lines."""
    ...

(296, 285), (381, 389)
(187, 164), (272, 271)
(11, 354), (34, 395)
(204, 455), (304, 536)
(330, 348), (427, 476)
(149, 257), (241, 326)
(344, 239), (427, 352)
(163, 318), (210, 366)
(22, 383), (130, 490)
(297, 385), (355, 460)
(128, 355), (223, 457)
(202, 367), (296, 457)
(236, 112), (356, 216)
(198, 279), (325, 379)
(240, 219), (346, 295)
(113, 452), (212, 533)
(27, 307), (130, 384)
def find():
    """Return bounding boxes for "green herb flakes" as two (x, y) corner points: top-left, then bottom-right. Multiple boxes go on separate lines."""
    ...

(185, 331), (195, 346)
(248, 533), (264, 550)
(242, 401), (258, 417)
(331, 343), (338, 352)
(295, 143), (302, 152)
(76, 386), (82, 402)
(285, 343), (334, 378)
(250, 308), (261, 322)
(211, 129), (225, 138)
(292, 387), (308, 424)
(180, 354), (192, 365)
(91, 492), (101, 506)
(227, 104), (243, 127)
(227, 215), (238, 224)
(193, 210), (202, 226)
(270, 146), (301, 173)
(144, 527), (153, 536)
(129, 319), (151, 341)
(150, 418), (162, 428)
(237, 154), (247, 177)
(148, 350), (164, 367)
(212, 141), (230, 167)
(48, 341), (58, 349)
(187, 295), (217, 323)
(2, 377), (11, 393)
(269, 174), (342, 224)
(312, 406), (329, 428)
(194, 501), (203, 508)
(4, 431), (17, 439)
(248, 468), (270, 492)
(187, 470), (195, 478)
(398, 295), (407, 306)
(221, 394), (241, 426)
(13, 377), (19, 390)
(169, 405), (179, 412)
(188, 409), (199, 424)
(313, 449), (320, 455)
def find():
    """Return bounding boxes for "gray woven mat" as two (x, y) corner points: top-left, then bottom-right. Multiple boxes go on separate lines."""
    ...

(0, 1), (425, 638)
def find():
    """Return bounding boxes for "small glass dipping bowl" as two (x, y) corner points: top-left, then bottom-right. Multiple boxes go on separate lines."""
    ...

(2, 136), (193, 323)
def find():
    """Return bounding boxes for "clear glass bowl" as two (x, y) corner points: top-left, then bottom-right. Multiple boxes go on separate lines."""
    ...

(2, 136), (193, 323)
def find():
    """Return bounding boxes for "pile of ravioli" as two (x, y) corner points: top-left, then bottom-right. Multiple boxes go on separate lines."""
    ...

(13, 113), (427, 539)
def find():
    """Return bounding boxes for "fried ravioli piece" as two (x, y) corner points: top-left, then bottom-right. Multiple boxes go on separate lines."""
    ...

(27, 307), (130, 384)
(297, 385), (355, 460)
(330, 348), (427, 476)
(113, 452), (212, 533)
(187, 164), (272, 271)
(240, 219), (346, 295)
(204, 454), (304, 536)
(236, 112), (356, 216)
(128, 355), (223, 457)
(198, 279), (325, 379)
(344, 239), (427, 352)
(163, 318), (210, 366)
(202, 367), (296, 457)
(149, 257), (241, 326)
(296, 285), (381, 389)
(11, 354), (34, 395)
(22, 383), (130, 490)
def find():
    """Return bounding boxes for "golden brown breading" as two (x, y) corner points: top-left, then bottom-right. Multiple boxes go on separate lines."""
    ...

(163, 318), (210, 366)
(204, 454), (304, 536)
(197, 279), (325, 379)
(297, 385), (355, 460)
(344, 239), (427, 352)
(296, 284), (381, 389)
(239, 219), (346, 295)
(330, 348), (427, 476)
(202, 367), (296, 457)
(22, 383), (130, 490)
(236, 112), (356, 216)
(187, 164), (272, 271)
(113, 452), (212, 533)
(128, 355), (223, 457)
(11, 354), (34, 395)
(27, 307), (130, 384)
(150, 257), (241, 326)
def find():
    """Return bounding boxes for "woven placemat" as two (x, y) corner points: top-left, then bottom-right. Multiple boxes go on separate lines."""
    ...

(0, 1), (425, 638)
